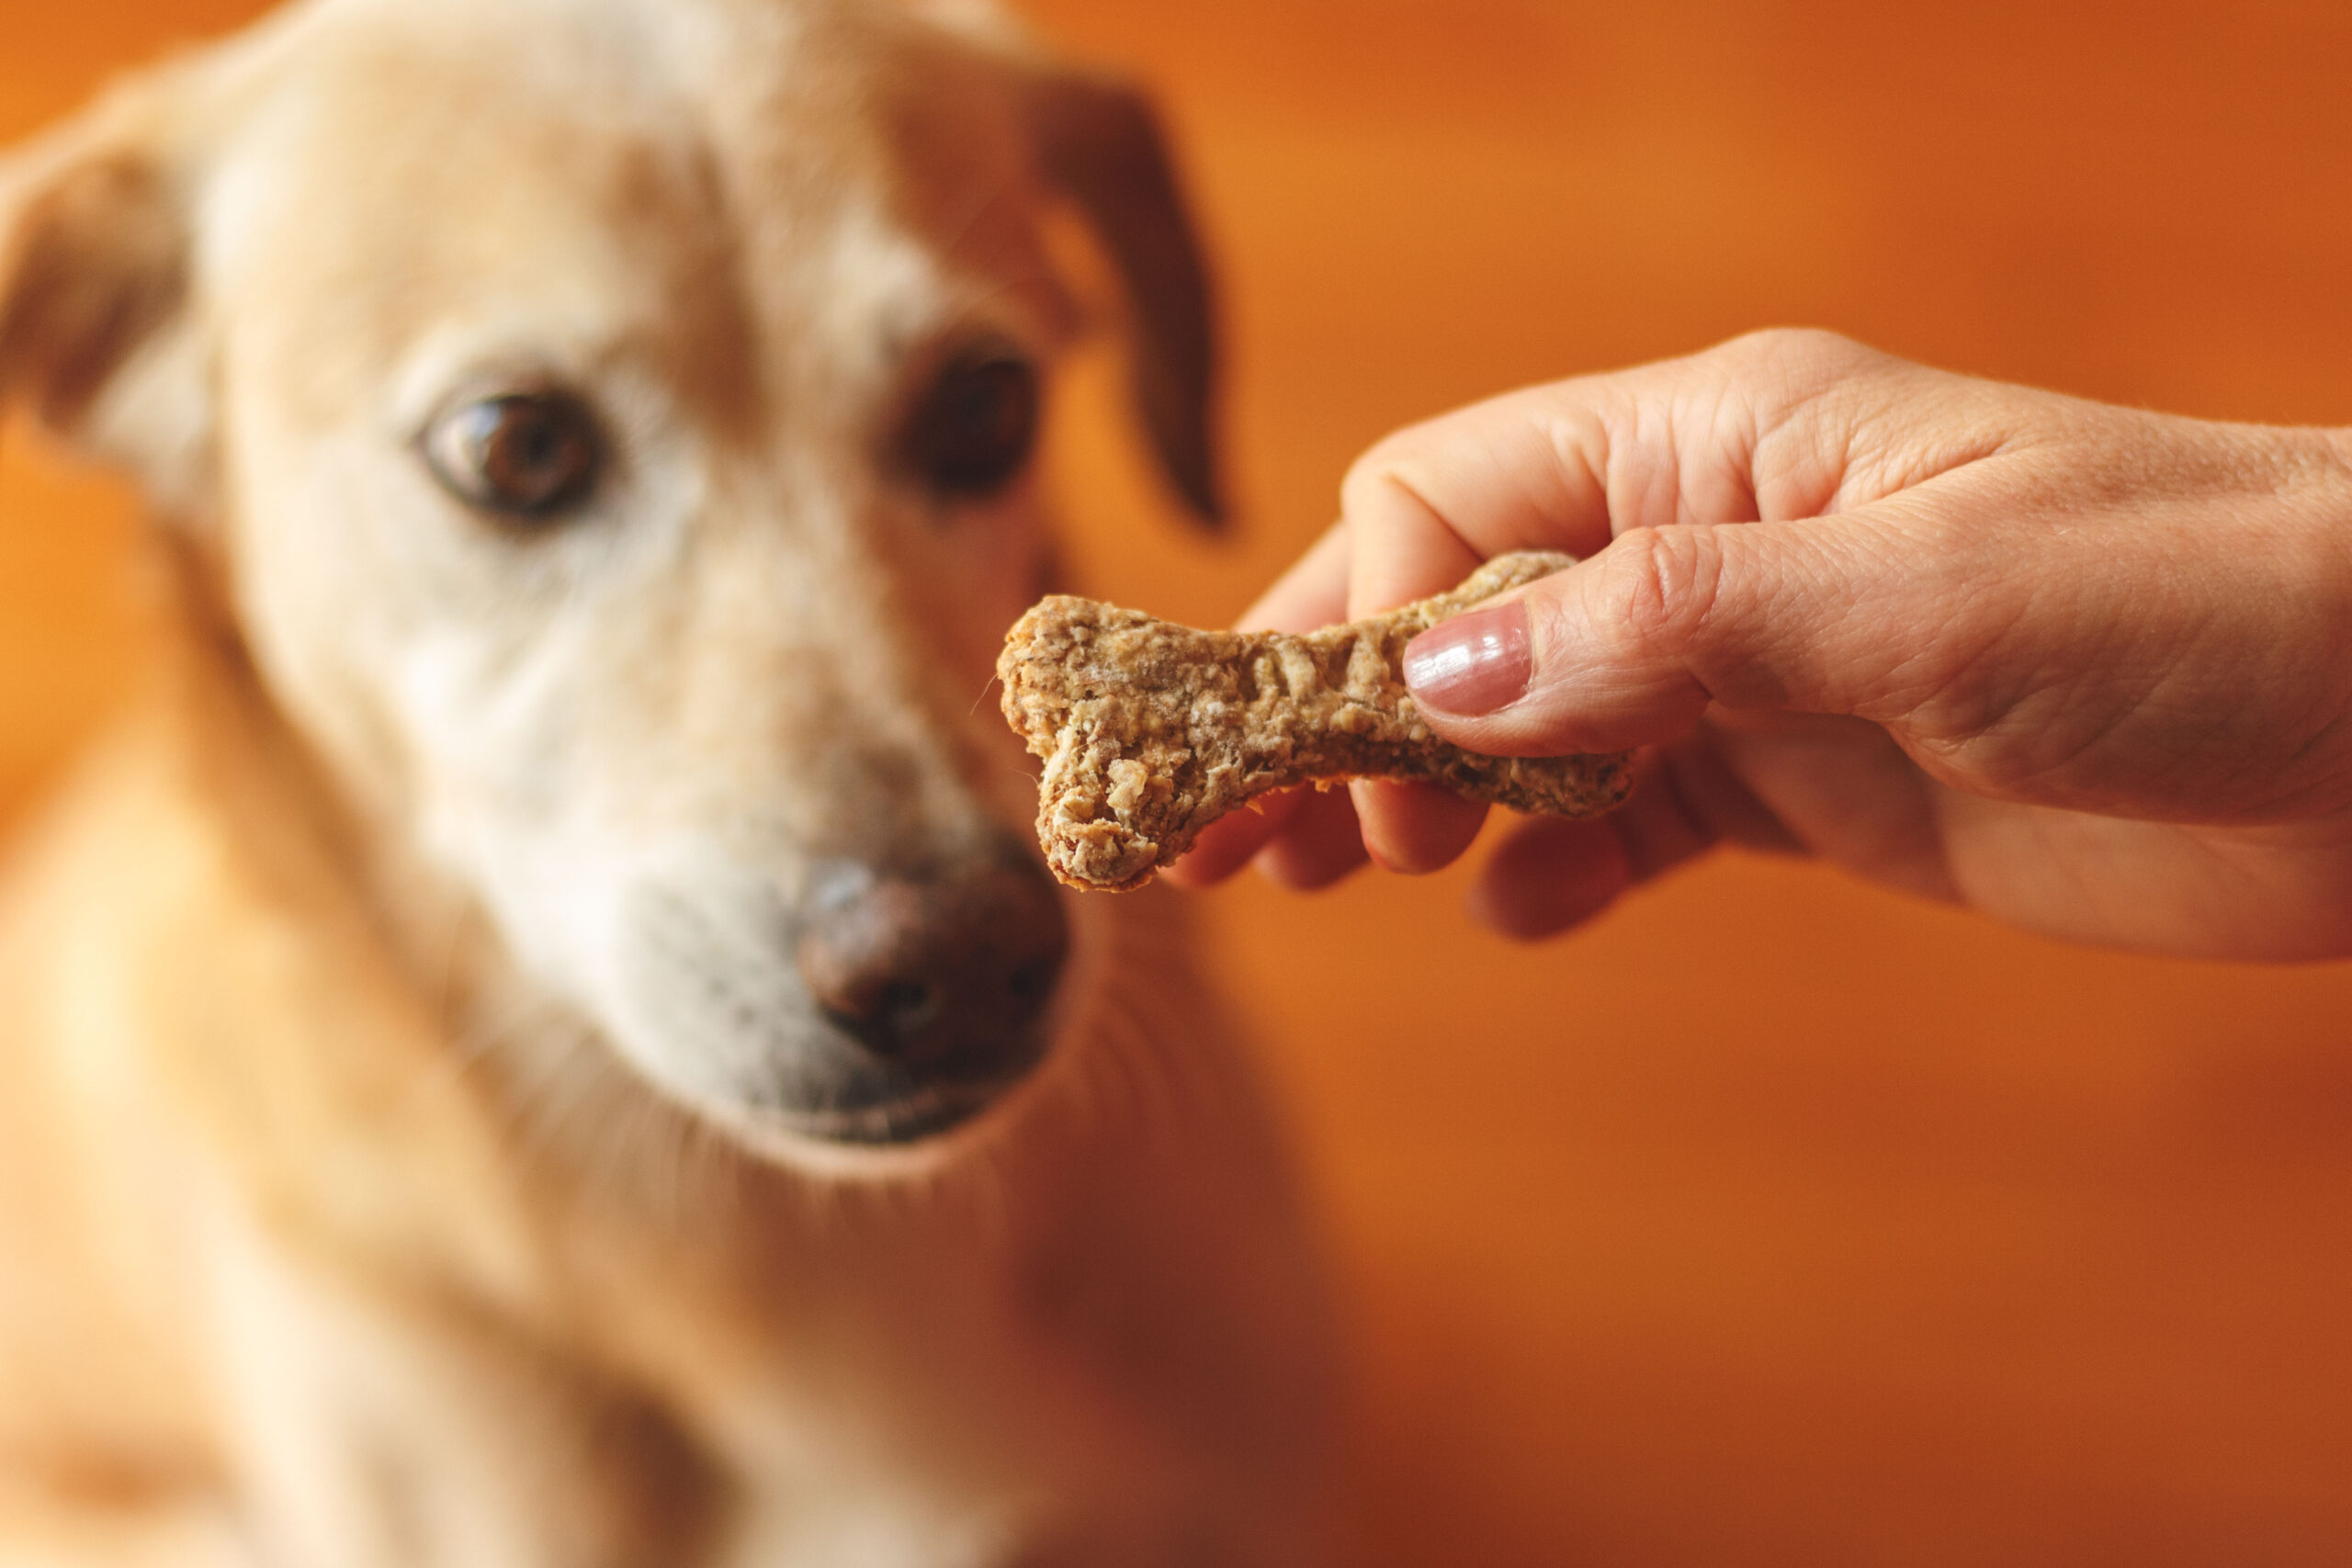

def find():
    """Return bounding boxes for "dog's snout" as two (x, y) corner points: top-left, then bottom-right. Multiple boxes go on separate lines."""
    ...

(797, 856), (1069, 1074)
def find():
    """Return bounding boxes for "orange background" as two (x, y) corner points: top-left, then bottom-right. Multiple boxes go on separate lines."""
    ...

(10, 2), (2352, 1562)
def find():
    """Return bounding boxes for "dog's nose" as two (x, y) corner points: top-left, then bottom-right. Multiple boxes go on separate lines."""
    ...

(797, 855), (1069, 1072)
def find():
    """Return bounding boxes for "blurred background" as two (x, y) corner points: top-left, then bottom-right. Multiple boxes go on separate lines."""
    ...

(9, 1), (2352, 1562)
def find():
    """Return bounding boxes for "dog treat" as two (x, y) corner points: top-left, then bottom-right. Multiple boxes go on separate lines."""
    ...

(998, 551), (1634, 891)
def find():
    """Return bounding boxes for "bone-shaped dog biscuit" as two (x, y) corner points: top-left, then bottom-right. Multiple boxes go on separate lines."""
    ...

(998, 551), (1634, 891)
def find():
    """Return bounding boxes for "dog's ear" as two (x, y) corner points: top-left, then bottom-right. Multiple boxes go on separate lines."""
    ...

(1021, 69), (1226, 527)
(0, 89), (210, 512)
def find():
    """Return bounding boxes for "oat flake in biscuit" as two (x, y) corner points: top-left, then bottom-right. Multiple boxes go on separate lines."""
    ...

(998, 551), (1634, 891)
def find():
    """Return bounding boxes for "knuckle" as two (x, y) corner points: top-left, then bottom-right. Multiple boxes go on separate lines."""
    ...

(1705, 331), (1910, 472)
(1717, 325), (1866, 367)
(1587, 525), (1724, 660)
(1711, 329), (1886, 408)
(1339, 436), (1423, 515)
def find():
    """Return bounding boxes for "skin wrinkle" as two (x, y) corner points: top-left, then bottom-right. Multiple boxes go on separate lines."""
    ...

(1671, 375), (1760, 528)
(1726, 332), (1870, 513)
(1913, 460), (2333, 808)
(2310, 426), (2352, 495)
(1710, 367), (1768, 523)
(1591, 523), (1734, 703)
(1340, 463), (1471, 616)
(2250, 488), (2352, 807)
(1534, 405), (1611, 548)
(1802, 374), (2008, 516)
(2266, 687), (2352, 820)
(1607, 379), (1678, 536)
(1925, 489), (2290, 810)
(1580, 415), (2079, 747)
(1808, 355), (1975, 511)
(1824, 505), (2000, 722)
(2028, 570), (2326, 819)
(1755, 411), (1853, 522)
(1899, 535), (2109, 785)
(1481, 416), (1574, 558)
(1376, 468), (1466, 570)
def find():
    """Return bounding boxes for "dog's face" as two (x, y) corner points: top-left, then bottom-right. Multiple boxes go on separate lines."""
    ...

(0, 0), (1219, 1154)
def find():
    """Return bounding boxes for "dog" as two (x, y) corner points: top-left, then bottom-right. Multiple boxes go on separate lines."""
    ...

(0, 0), (1334, 1562)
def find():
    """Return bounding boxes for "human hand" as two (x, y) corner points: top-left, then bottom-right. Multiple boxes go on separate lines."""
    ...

(1167, 330), (2352, 962)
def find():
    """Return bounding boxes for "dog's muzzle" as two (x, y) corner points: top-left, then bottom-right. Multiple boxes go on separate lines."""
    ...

(786, 846), (1069, 1145)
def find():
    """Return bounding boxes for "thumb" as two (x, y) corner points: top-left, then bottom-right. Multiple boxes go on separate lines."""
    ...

(1402, 507), (1994, 757)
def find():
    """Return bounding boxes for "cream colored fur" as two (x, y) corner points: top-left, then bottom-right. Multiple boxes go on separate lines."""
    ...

(0, 0), (1332, 1562)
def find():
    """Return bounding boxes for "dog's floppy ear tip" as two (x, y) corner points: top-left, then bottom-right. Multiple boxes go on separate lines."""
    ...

(1159, 437), (1228, 530)
(0, 79), (198, 417)
(0, 85), (216, 513)
(1014, 62), (1230, 535)
(0, 146), (187, 433)
(1136, 334), (1228, 530)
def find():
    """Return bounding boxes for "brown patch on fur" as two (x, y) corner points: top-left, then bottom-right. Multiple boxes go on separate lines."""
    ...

(0, 152), (187, 431)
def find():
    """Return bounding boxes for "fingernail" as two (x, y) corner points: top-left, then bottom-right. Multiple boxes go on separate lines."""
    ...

(1403, 602), (1531, 716)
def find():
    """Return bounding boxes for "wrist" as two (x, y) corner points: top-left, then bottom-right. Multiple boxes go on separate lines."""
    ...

(2279, 424), (2352, 521)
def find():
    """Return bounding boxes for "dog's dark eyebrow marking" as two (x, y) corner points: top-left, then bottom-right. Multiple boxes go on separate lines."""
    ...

(933, 181), (1021, 272)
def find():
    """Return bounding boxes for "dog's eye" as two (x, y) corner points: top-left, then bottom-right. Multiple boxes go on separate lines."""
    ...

(901, 348), (1040, 500)
(424, 392), (604, 519)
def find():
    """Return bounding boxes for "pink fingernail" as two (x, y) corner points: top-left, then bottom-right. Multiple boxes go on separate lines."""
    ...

(1403, 602), (1531, 716)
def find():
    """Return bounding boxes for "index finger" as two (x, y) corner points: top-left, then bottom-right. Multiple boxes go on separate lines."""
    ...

(1335, 331), (1939, 620)
(1236, 517), (1351, 632)
(1341, 385), (1616, 620)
